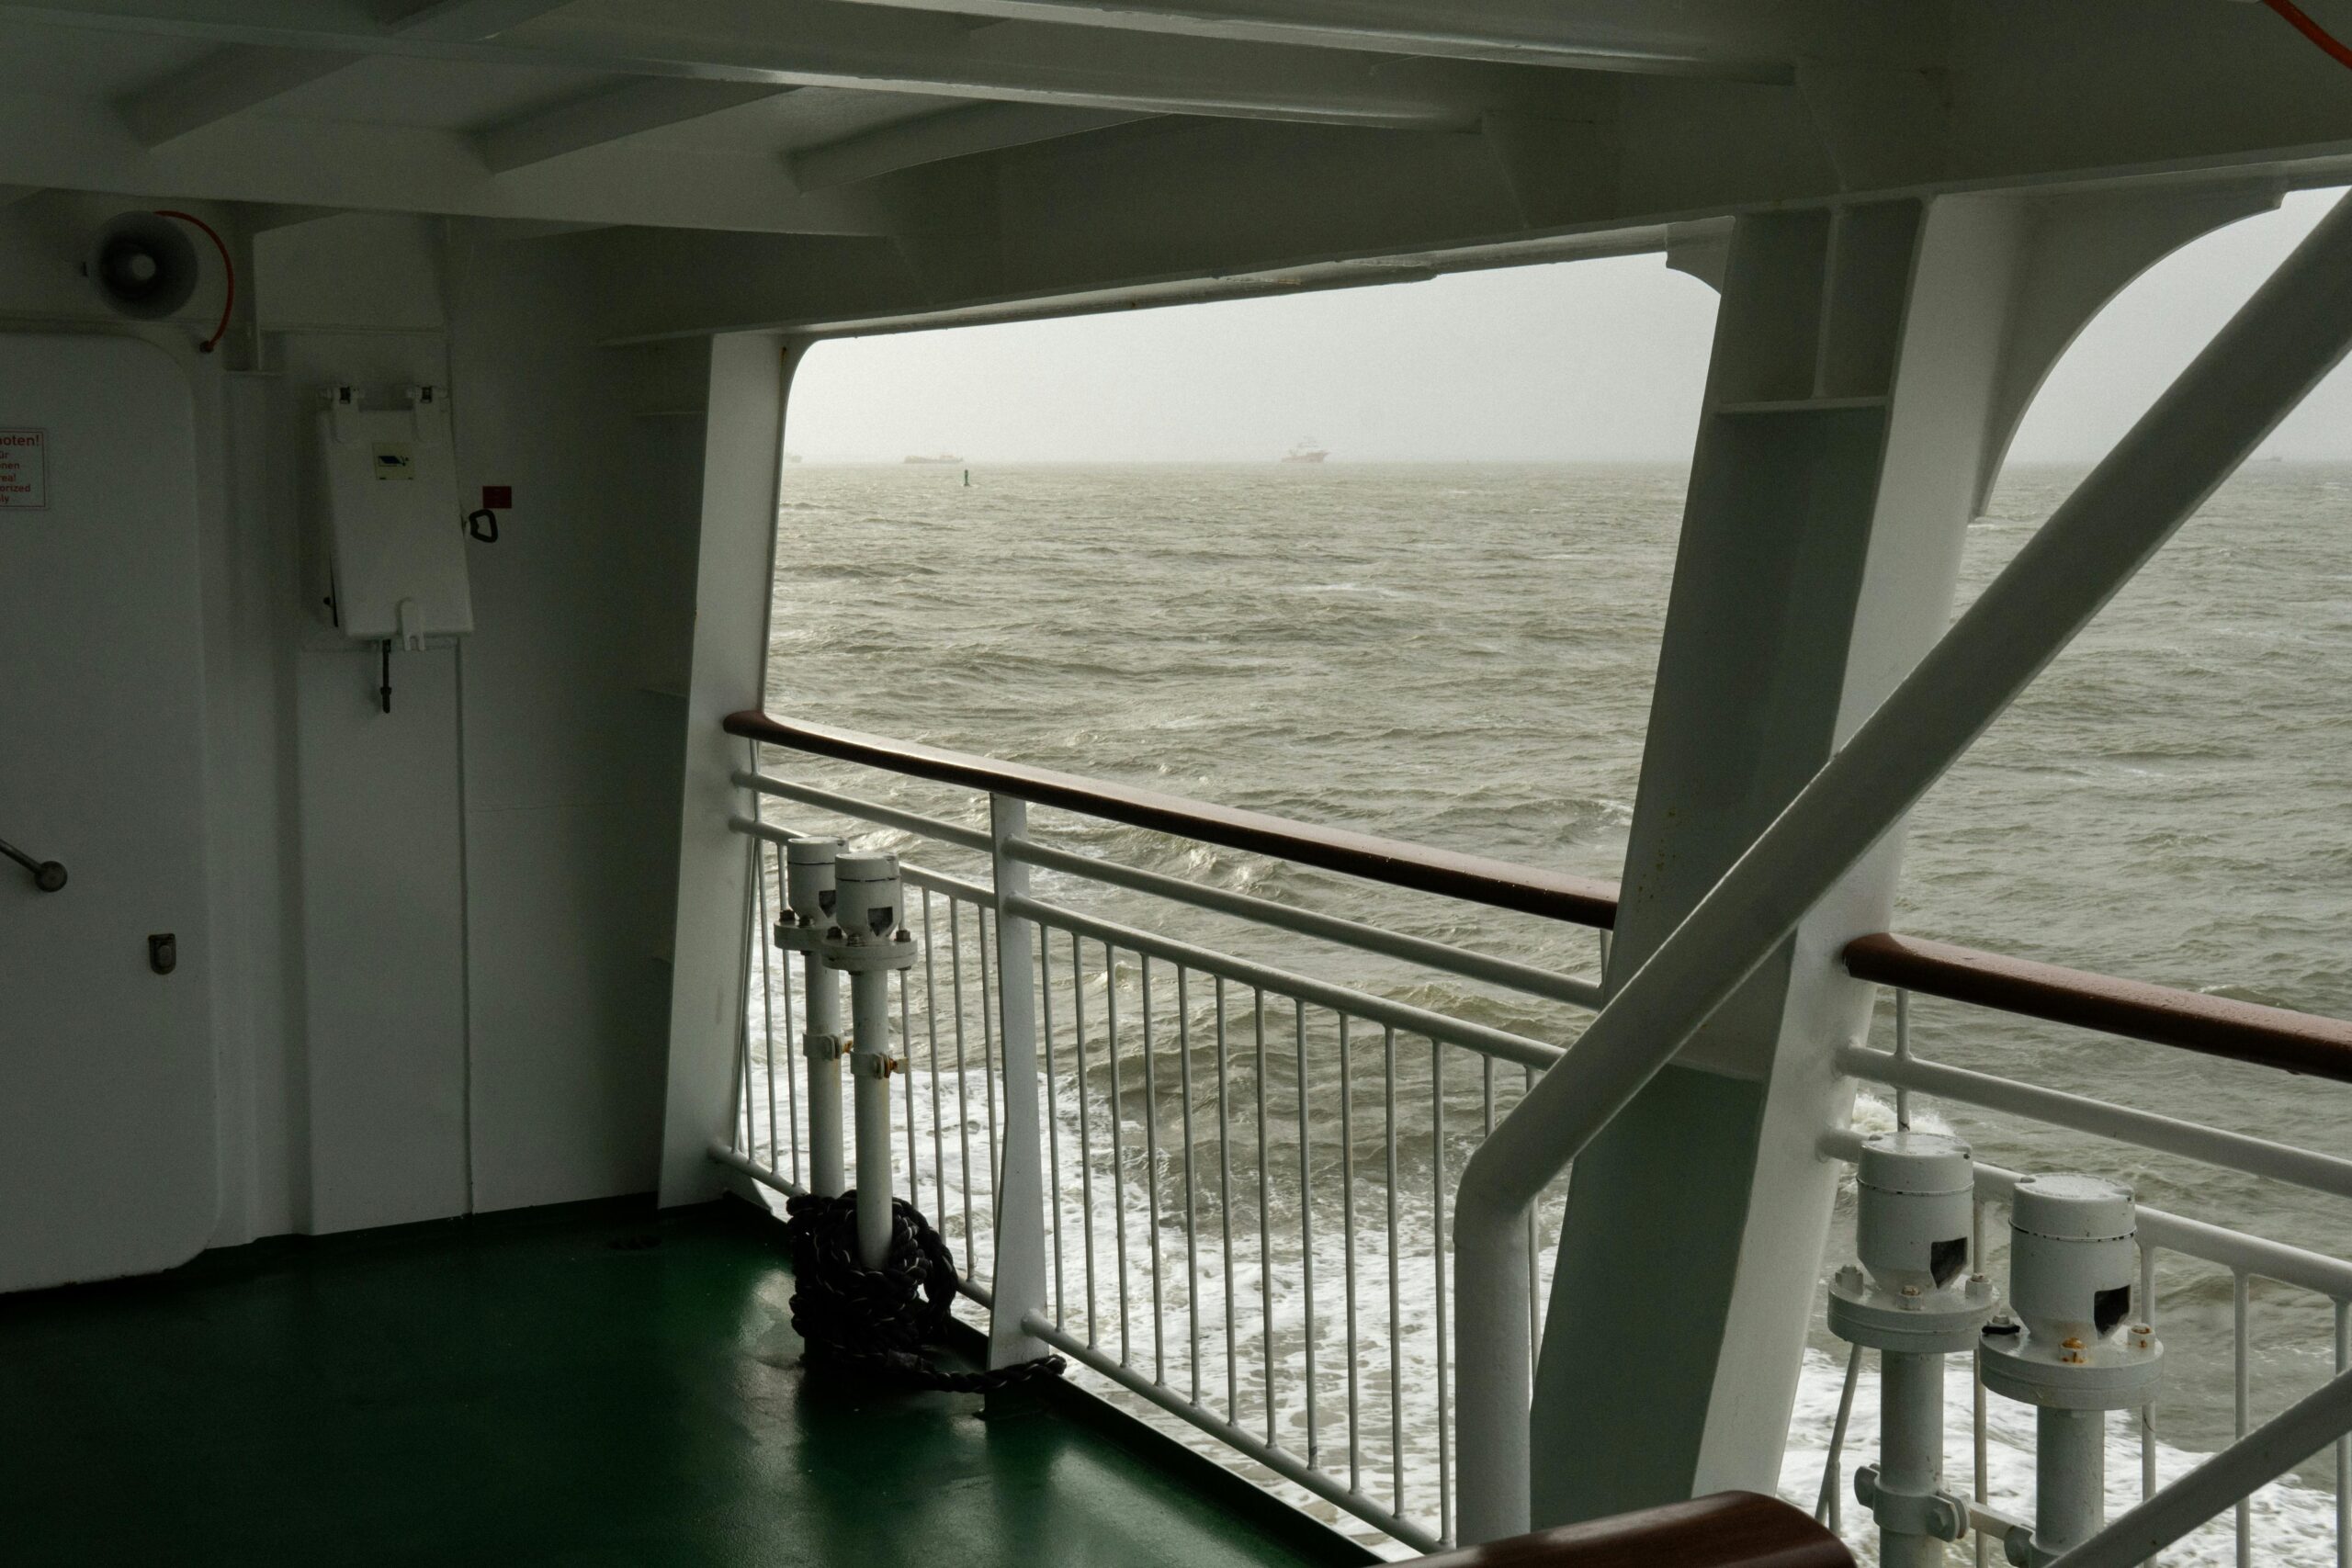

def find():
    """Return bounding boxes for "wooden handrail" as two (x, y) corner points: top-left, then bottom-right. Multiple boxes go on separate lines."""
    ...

(1842, 931), (2352, 1086)
(725, 710), (1623, 928)
(729, 710), (2352, 1085)
(1395, 1494), (1852, 1568)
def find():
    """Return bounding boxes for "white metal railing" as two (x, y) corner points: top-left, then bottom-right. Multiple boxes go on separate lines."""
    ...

(1812, 991), (2352, 1568)
(707, 730), (2352, 1564)
(715, 747), (1604, 1552)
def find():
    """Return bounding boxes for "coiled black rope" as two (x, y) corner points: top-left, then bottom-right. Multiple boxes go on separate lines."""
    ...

(783, 1189), (1066, 1393)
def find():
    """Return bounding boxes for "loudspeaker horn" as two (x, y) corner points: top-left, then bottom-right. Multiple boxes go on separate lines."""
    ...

(86, 212), (200, 321)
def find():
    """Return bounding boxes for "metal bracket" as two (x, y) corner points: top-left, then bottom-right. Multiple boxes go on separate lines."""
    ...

(802, 1031), (842, 1063)
(1854, 1466), (1970, 1541)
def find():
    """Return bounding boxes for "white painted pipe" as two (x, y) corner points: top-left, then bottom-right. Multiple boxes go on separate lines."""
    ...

(1877, 1352), (1951, 1568)
(1453, 190), (2352, 1546)
(850, 961), (895, 1269)
(805, 958), (845, 1197)
(2047, 1369), (2352, 1568)
(2036, 1408), (2109, 1560)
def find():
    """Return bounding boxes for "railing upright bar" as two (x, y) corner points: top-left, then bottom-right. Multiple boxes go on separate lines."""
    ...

(922, 891), (946, 1248)
(1894, 988), (1911, 1131)
(1254, 987), (1274, 1444)
(1385, 1023), (1404, 1515)
(2235, 1271), (2252, 1568)
(1433, 1037), (1453, 1548)
(1109, 942), (1132, 1368)
(984, 795), (1053, 1371)
(1975, 1197), (1991, 1568)
(1523, 1063), (1541, 1359)
(2142, 1243), (2159, 1568)
(979, 908), (1001, 1204)
(754, 841), (777, 1168)
(1074, 932), (1099, 1348)
(1043, 926), (1066, 1328)
(900, 965), (919, 1213)
(1341, 1012), (1362, 1494)
(1179, 966), (1202, 1404)
(1817, 1343), (1861, 1534)
(780, 843), (799, 1186)
(950, 900), (976, 1261)
(737, 837), (758, 1163)
(1142, 958), (1167, 1382)
(2336, 1297), (2348, 1568)
(1216, 976), (1238, 1420)
(1296, 998), (1319, 1469)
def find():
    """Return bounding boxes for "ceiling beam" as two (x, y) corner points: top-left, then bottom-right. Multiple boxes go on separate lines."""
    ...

(0, 83), (899, 235)
(822, 0), (1802, 80)
(389, 0), (582, 40)
(112, 0), (577, 149)
(786, 103), (1150, 191)
(476, 78), (797, 173)
(28, 0), (1585, 130)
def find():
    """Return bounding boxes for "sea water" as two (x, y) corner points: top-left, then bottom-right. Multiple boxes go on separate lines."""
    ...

(758, 460), (2352, 1562)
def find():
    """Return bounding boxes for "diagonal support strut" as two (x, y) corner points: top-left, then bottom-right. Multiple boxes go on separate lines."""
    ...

(1452, 188), (2352, 1547)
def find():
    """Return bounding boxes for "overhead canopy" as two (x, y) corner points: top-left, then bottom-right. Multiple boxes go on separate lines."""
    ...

(4, 0), (2350, 333)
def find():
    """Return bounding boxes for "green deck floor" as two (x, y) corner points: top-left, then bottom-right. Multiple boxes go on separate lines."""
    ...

(0, 1196), (1360, 1567)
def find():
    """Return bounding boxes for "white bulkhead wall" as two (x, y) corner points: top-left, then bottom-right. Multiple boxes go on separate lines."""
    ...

(0, 196), (765, 1255)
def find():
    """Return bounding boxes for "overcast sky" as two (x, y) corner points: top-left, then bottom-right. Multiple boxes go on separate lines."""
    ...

(788, 187), (2352, 465)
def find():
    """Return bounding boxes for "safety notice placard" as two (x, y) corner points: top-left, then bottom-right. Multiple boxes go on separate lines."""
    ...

(0, 429), (46, 510)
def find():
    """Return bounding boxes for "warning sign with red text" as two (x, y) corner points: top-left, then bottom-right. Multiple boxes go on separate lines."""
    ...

(0, 430), (46, 510)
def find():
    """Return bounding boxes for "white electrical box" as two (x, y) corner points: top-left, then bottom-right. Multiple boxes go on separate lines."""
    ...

(316, 384), (471, 645)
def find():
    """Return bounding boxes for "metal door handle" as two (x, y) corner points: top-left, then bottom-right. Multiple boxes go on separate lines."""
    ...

(0, 834), (66, 892)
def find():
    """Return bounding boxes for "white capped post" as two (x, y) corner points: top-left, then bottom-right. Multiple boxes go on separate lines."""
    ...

(782, 836), (846, 1196)
(824, 850), (917, 1268)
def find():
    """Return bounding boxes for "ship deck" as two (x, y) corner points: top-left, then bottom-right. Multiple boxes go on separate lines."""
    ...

(0, 1195), (1362, 1568)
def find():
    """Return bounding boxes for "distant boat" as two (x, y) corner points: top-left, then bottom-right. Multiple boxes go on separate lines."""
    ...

(903, 454), (964, 465)
(1282, 438), (1329, 464)
(784, 451), (804, 464)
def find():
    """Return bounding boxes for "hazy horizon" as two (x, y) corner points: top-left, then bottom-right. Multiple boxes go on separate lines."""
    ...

(787, 187), (2352, 468)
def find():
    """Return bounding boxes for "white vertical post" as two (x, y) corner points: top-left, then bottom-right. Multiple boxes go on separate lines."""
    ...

(849, 959), (896, 1266)
(805, 953), (845, 1197)
(987, 794), (1052, 1370)
(657, 333), (797, 1208)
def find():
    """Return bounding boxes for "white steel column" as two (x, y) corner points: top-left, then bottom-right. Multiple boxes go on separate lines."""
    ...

(656, 333), (800, 1206)
(987, 794), (1054, 1370)
(1457, 181), (2335, 1544)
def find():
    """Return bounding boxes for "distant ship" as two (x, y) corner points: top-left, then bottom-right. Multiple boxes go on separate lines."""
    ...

(1281, 438), (1329, 464)
(903, 454), (963, 465)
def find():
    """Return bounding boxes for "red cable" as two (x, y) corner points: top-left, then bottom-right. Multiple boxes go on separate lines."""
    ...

(152, 209), (235, 355)
(2263, 0), (2352, 70)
